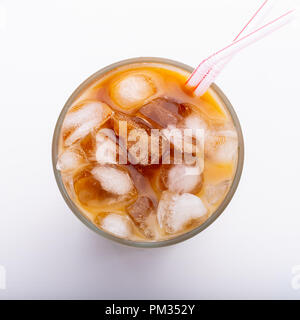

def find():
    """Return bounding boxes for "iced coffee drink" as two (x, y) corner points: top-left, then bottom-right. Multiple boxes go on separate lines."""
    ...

(54, 58), (242, 243)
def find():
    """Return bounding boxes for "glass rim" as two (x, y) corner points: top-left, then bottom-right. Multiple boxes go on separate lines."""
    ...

(52, 57), (244, 248)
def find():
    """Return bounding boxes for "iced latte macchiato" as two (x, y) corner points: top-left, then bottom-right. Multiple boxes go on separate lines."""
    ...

(54, 58), (242, 244)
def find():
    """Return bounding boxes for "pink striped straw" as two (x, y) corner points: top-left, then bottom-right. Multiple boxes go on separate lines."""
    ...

(233, 0), (277, 42)
(190, 0), (277, 95)
(186, 5), (295, 96)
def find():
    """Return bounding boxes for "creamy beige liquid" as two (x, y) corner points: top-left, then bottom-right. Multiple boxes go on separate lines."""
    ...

(57, 62), (239, 241)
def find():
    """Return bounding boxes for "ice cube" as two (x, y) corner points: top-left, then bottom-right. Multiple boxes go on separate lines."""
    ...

(73, 165), (136, 208)
(127, 128), (149, 165)
(63, 101), (112, 146)
(183, 114), (207, 156)
(205, 130), (238, 163)
(127, 196), (155, 238)
(161, 126), (184, 164)
(73, 166), (111, 207)
(95, 129), (118, 165)
(80, 132), (97, 160)
(161, 125), (181, 144)
(157, 191), (207, 234)
(111, 73), (156, 111)
(161, 126), (204, 165)
(149, 129), (170, 165)
(184, 114), (207, 133)
(139, 98), (183, 128)
(92, 166), (134, 195)
(126, 165), (158, 206)
(62, 174), (76, 200)
(96, 139), (117, 165)
(56, 148), (85, 172)
(65, 121), (96, 147)
(113, 112), (153, 135)
(113, 113), (160, 165)
(204, 180), (230, 205)
(101, 214), (132, 238)
(161, 164), (203, 194)
(97, 127), (118, 142)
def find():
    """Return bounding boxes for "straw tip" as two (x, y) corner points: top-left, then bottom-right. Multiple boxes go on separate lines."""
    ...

(288, 8), (297, 18)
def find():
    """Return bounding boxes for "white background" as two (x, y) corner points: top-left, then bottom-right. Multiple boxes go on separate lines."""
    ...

(0, 0), (300, 299)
